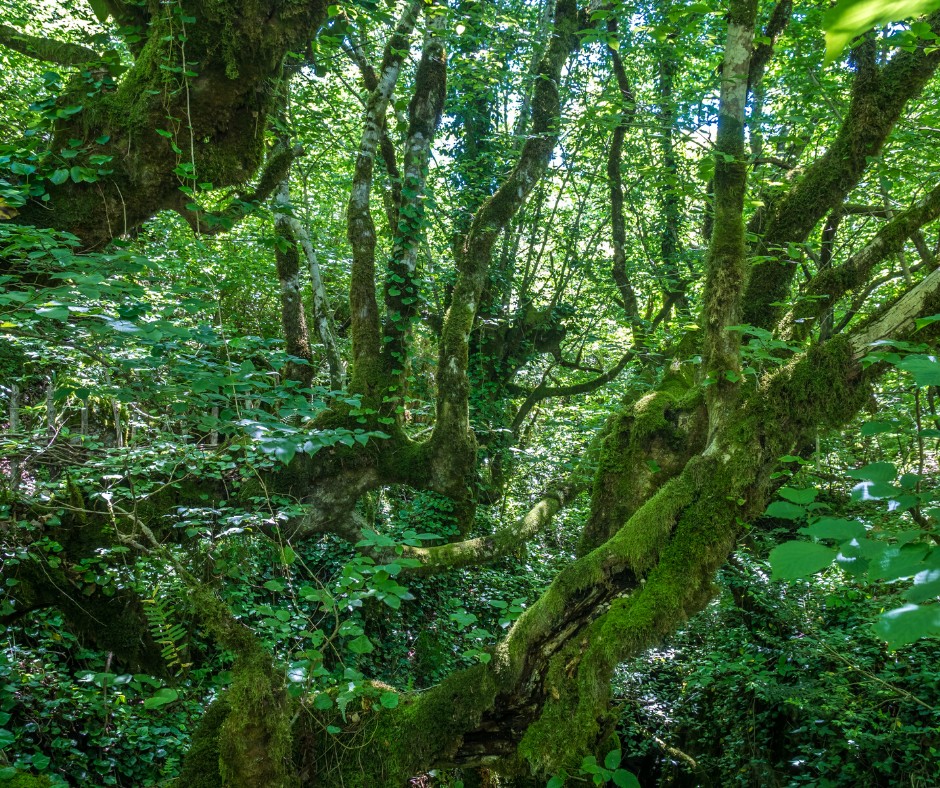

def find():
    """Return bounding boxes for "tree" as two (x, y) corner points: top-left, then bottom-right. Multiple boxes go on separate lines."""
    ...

(1, 0), (939, 785)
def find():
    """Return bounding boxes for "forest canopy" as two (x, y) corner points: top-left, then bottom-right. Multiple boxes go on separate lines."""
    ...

(1, 0), (939, 786)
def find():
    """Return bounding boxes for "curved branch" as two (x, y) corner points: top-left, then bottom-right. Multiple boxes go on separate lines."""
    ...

(177, 144), (304, 235)
(742, 14), (940, 329)
(0, 24), (101, 65)
(395, 477), (586, 574)
(781, 182), (940, 339)
(511, 348), (635, 433)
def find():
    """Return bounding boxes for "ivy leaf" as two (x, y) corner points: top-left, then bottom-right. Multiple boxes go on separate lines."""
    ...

(769, 541), (836, 580)
(347, 635), (374, 654)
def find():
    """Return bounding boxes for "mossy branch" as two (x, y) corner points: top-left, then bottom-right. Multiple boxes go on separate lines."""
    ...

(382, 5), (448, 382)
(178, 144), (304, 236)
(0, 24), (102, 65)
(742, 12), (940, 329)
(747, 0), (792, 92)
(781, 182), (940, 340)
(606, 18), (641, 328)
(702, 0), (757, 435)
(395, 477), (587, 574)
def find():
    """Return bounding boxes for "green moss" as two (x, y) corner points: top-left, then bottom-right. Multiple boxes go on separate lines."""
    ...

(300, 666), (499, 787)
(186, 587), (297, 787)
(581, 380), (704, 553)
(174, 698), (231, 788)
(0, 774), (52, 788)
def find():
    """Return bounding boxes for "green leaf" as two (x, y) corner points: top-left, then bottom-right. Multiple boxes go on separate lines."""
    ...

(867, 544), (928, 581)
(860, 420), (897, 436)
(0, 728), (14, 748)
(874, 603), (940, 649)
(846, 462), (897, 483)
(547, 777), (566, 788)
(904, 570), (940, 603)
(799, 517), (866, 542)
(379, 691), (399, 709)
(764, 500), (806, 520)
(347, 634), (374, 654)
(50, 168), (70, 185)
(898, 354), (940, 386)
(822, 0), (940, 64)
(143, 688), (179, 709)
(769, 541), (836, 580)
(778, 487), (818, 505)
(914, 313), (940, 331)
(604, 748), (622, 770)
(31, 753), (51, 771)
(88, 0), (111, 23)
(612, 770), (642, 788)
(36, 305), (69, 321)
(263, 579), (285, 592)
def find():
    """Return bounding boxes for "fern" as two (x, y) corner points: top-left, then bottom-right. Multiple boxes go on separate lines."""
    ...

(144, 587), (191, 676)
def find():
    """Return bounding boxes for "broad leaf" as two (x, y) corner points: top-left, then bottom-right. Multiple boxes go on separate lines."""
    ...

(822, 0), (940, 64)
(874, 603), (940, 648)
(799, 517), (866, 542)
(770, 541), (836, 580)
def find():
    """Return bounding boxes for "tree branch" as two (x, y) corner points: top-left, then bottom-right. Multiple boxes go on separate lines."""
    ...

(0, 24), (102, 65)
(510, 348), (635, 433)
(176, 144), (304, 236)
(702, 0), (758, 437)
(382, 6), (447, 382)
(606, 19), (641, 330)
(781, 182), (940, 339)
(431, 0), (578, 448)
(742, 14), (940, 329)
(347, 0), (423, 391)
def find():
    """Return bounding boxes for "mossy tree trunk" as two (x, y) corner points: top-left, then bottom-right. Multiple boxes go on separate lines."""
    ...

(7, 1), (940, 786)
